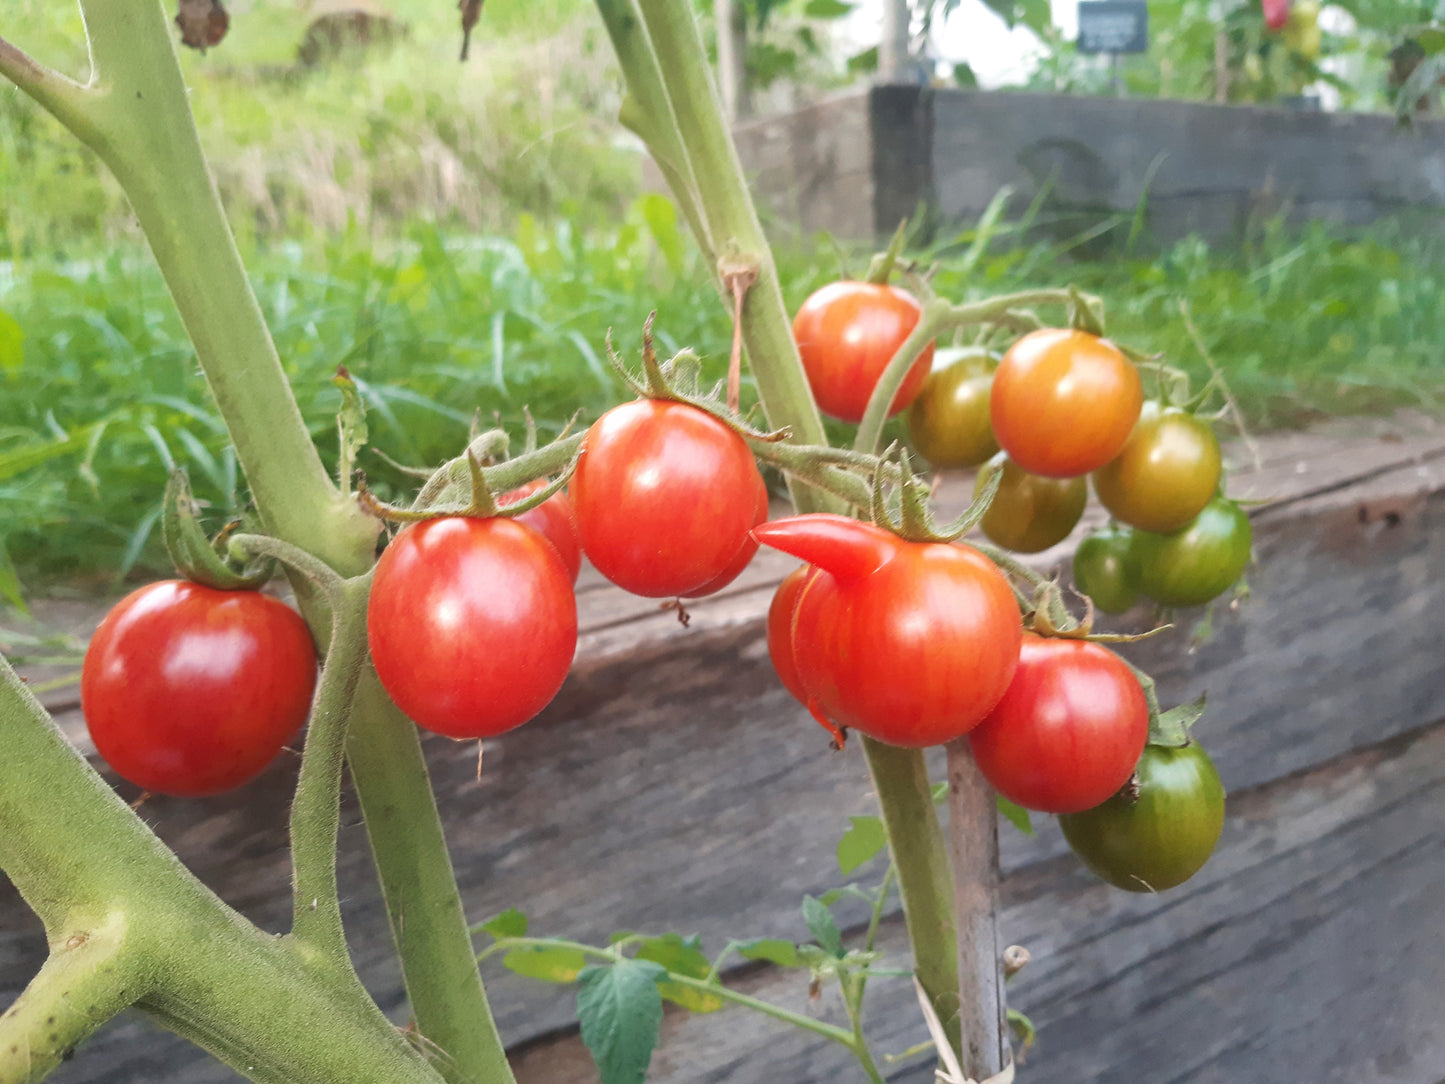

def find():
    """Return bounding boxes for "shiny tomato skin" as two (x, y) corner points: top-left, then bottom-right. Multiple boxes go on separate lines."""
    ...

(969, 635), (1149, 813)
(81, 581), (317, 797)
(1060, 741), (1225, 892)
(1072, 525), (1143, 614)
(1133, 497), (1252, 608)
(367, 516), (577, 739)
(793, 281), (935, 422)
(502, 480), (582, 584)
(571, 400), (764, 598)
(754, 516), (1022, 748)
(977, 457), (1087, 553)
(990, 328), (1143, 477)
(907, 353), (999, 468)
(766, 565), (819, 704)
(683, 474), (770, 599)
(1093, 403), (1222, 533)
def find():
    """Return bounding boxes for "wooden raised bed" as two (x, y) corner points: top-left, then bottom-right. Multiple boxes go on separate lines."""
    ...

(5, 411), (1445, 1082)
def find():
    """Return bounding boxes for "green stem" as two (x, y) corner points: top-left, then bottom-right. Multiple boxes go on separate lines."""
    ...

(840, 973), (888, 1084)
(290, 574), (373, 962)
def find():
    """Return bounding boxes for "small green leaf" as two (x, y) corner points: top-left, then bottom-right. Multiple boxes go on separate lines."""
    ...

(633, 933), (722, 1012)
(161, 470), (272, 590)
(502, 946), (587, 984)
(804, 0), (853, 17)
(837, 814), (887, 873)
(996, 796), (1034, 836)
(0, 537), (26, 615)
(801, 895), (844, 958)
(607, 930), (637, 945)
(333, 365), (368, 487)
(1008, 1007), (1037, 1050)
(931, 781), (949, 804)
(576, 959), (666, 1084)
(736, 938), (801, 969)
(479, 908), (528, 939)
(0, 311), (23, 375)
(846, 45), (878, 73)
(635, 193), (684, 277)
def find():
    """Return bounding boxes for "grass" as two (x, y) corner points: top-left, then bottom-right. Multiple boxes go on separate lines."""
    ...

(3, 200), (1444, 596)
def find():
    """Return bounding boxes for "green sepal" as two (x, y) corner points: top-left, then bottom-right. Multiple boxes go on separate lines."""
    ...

(1065, 285), (1107, 337)
(162, 471), (273, 590)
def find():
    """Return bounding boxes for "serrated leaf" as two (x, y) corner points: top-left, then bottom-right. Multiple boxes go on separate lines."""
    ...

(801, 895), (844, 958)
(0, 311), (23, 375)
(479, 908), (528, 939)
(997, 795), (1034, 836)
(633, 933), (721, 1012)
(736, 938), (801, 968)
(836, 814), (887, 873)
(576, 960), (666, 1084)
(502, 946), (587, 984)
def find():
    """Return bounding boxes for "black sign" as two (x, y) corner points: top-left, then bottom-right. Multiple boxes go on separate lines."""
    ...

(1077, 0), (1148, 54)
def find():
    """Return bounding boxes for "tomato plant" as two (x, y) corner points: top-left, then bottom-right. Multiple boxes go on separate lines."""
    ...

(503, 480), (582, 584)
(977, 456), (1087, 553)
(989, 328), (1143, 478)
(1072, 525), (1143, 613)
(80, 581), (318, 797)
(792, 281), (935, 423)
(753, 514), (1021, 747)
(367, 516), (577, 739)
(1060, 741), (1226, 892)
(969, 635), (1149, 813)
(570, 399), (764, 598)
(906, 350), (999, 468)
(1133, 497), (1252, 608)
(1093, 402), (1222, 533)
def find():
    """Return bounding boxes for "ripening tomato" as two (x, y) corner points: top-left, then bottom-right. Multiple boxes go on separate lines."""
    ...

(1133, 497), (1252, 608)
(81, 581), (317, 797)
(1093, 402), (1222, 534)
(753, 515), (1022, 747)
(1072, 525), (1143, 614)
(367, 516), (577, 739)
(1262, 0), (1289, 31)
(683, 473), (769, 599)
(1060, 740), (1225, 892)
(571, 400), (764, 598)
(766, 564), (819, 704)
(907, 351), (999, 468)
(977, 456), (1087, 553)
(793, 281), (935, 422)
(990, 328), (1142, 477)
(969, 635), (1148, 813)
(502, 480), (582, 584)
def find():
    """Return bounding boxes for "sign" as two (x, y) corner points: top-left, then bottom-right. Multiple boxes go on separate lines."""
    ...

(1077, 0), (1148, 55)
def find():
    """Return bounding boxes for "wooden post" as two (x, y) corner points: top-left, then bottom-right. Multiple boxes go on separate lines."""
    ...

(945, 738), (1008, 1079)
(879, 0), (910, 82)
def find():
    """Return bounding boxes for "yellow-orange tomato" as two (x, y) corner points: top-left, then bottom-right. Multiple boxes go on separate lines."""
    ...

(990, 329), (1142, 478)
(977, 457), (1087, 553)
(907, 352), (1000, 468)
(1093, 403), (1222, 533)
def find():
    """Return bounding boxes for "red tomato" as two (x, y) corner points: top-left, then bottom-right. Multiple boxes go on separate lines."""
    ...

(81, 581), (317, 797)
(969, 634), (1149, 814)
(766, 564), (819, 703)
(367, 516), (577, 739)
(990, 328), (1142, 477)
(793, 281), (936, 422)
(683, 473), (769, 598)
(502, 480), (582, 584)
(1263, 0), (1289, 30)
(753, 515), (1021, 747)
(570, 399), (764, 598)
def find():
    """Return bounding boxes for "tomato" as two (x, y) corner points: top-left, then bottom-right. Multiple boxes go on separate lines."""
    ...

(80, 581), (317, 797)
(1060, 741), (1225, 892)
(766, 564), (819, 704)
(907, 352), (999, 468)
(969, 634), (1148, 813)
(990, 328), (1142, 478)
(367, 516), (577, 739)
(1093, 402), (1222, 533)
(570, 399), (764, 598)
(1283, 0), (1321, 57)
(683, 473), (770, 598)
(502, 480), (582, 584)
(793, 281), (935, 422)
(753, 514), (1021, 747)
(1072, 526), (1142, 614)
(977, 456), (1086, 553)
(1133, 497), (1251, 608)
(1262, 0), (1289, 30)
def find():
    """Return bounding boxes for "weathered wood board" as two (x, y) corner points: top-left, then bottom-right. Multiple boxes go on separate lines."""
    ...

(5, 412), (1445, 1082)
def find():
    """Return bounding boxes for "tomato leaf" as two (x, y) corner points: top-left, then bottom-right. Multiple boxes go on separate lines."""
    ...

(836, 814), (887, 873)
(634, 194), (684, 279)
(736, 938), (801, 968)
(803, 0), (854, 17)
(502, 946), (587, 984)
(801, 895), (844, 958)
(479, 908), (528, 939)
(0, 310), (23, 376)
(635, 933), (721, 1013)
(576, 959), (666, 1084)
(1008, 1007), (1038, 1050)
(996, 795), (1034, 836)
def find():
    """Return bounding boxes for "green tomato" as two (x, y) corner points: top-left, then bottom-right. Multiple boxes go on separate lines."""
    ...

(907, 350), (999, 468)
(1093, 402), (1222, 533)
(1060, 741), (1225, 893)
(977, 456), (1087, 554)
(1072, 526), (1142, 614)
(1134, 497), (1251, 608)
